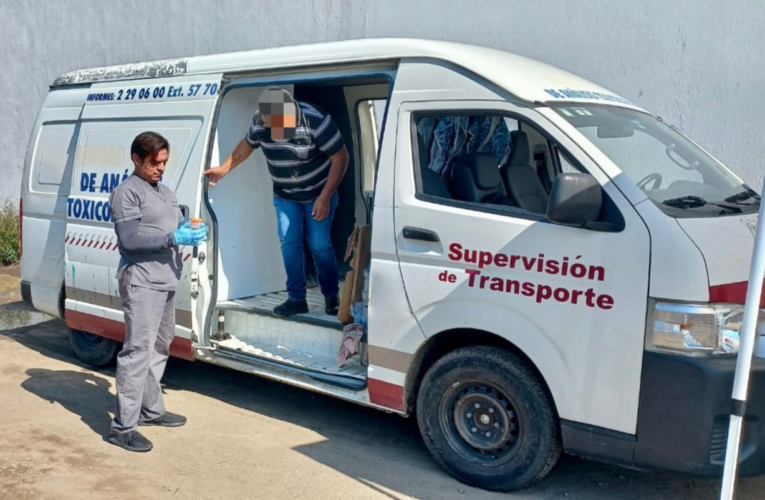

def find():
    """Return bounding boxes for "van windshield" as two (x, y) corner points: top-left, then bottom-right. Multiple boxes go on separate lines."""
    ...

(551, 104), (760, 218)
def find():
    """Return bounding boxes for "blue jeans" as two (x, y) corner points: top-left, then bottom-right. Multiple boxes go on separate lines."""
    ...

(273, 193), (339, 301)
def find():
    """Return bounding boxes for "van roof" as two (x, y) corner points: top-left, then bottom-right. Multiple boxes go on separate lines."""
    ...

(52, 37), (639, 109)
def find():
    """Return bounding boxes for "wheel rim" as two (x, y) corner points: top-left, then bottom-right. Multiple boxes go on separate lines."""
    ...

(439, 379), (523, 465)
(78, 330), (107, 349)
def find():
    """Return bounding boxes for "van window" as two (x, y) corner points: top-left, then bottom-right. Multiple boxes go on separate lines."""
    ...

(72, 121), (200, 196)
(411, 112), (625, 230)
(558, 150), (580, 174)
(31, 123), (78, 195)
(412, 113), (562, 215)
(356, 99), (386, 196)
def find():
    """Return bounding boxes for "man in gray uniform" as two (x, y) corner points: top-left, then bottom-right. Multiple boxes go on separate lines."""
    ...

(107, 131), (207, 453)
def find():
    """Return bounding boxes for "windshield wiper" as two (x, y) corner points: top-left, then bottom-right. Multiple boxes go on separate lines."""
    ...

(662, 196), (708, 209)
(662, 195), (743, 213)
(724, 190), (760, 204)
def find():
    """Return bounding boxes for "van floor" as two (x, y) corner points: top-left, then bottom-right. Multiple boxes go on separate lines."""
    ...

(216, 285), (343, 329)
(213, 283), (367, 385)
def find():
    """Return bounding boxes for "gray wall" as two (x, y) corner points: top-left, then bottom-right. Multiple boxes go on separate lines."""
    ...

(3, 0), (764, 200)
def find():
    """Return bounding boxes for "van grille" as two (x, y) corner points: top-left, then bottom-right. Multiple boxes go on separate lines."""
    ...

(709, 417), (728, 465)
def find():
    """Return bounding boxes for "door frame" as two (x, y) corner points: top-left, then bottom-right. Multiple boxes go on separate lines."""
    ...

(197, 67), (398, 348)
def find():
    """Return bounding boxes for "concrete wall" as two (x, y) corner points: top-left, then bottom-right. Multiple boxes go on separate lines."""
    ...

(3, 0), (764, 199)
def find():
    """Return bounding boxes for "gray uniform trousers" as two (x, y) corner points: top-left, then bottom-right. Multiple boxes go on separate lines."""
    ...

(110, 277), (176, 434)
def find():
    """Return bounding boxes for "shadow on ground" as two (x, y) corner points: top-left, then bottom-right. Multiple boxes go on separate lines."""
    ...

(21, 368), (114, 437)
(1, 309), (754, 500)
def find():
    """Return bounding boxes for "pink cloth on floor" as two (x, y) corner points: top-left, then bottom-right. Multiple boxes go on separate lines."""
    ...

(337, 323), (364, 367)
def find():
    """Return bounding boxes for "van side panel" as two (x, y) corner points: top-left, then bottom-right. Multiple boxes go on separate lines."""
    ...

(21, 89), (91, 318)
(636, 202), (710, 302)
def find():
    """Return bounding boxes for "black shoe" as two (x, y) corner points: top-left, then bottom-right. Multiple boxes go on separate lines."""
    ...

(325, 294), (340, 316)
(139, 411), (187, 428)
(107, 430), (153, 452)
(273, 299), (309, 317)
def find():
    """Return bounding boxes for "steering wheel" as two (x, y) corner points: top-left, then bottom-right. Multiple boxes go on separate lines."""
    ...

(637, 172), (663, 190)
(666, 143), (700, 171)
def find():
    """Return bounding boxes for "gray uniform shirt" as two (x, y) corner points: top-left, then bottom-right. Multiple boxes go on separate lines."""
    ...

(109, 174), (183, 291)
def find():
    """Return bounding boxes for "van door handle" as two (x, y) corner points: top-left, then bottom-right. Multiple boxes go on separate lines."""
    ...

(179, 205), (190, 221)
(402, 226), (440, 242)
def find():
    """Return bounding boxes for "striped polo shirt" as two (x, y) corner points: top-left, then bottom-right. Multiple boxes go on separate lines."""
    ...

(245, 101), (345, 202)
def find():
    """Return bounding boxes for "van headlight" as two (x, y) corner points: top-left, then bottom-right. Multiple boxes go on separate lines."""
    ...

(647, 302), (747, 356)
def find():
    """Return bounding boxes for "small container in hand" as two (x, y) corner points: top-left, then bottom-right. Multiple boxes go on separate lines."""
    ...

(190, 217), (203, 230)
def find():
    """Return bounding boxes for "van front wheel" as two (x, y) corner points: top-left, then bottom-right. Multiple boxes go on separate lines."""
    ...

(68, 329), (120, 367)
(416, 346), (561, 492)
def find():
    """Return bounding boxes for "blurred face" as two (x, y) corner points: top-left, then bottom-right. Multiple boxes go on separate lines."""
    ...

(259, 88), (297, 141)
(263, 112), (297, 140)
(133, 149), (168, 183)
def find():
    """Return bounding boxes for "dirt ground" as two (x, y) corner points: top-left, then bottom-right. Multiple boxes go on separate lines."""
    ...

(0, 264), (21, 304)
(1, 268), (764, 499)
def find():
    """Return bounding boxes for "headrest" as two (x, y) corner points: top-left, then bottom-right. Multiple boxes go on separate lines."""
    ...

(507, 130), (531, 167)
(458, 153), (501, 190)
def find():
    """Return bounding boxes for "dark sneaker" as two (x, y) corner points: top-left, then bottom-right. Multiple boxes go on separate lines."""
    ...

(139, 411), (187, 428)
(325, 294), (340, 316)
(107, 430), (153, 452)
(274, 299), (309, 317)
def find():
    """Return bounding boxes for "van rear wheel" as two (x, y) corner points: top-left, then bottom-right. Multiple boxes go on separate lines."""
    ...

(68, 329), (120, 367)
(416, 346), (561, 492)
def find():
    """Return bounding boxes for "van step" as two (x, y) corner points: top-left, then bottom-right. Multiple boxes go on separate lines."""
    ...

(217, 287), (343, 330)
(212, 307), (348, 364)
(213, 335), (366, 390)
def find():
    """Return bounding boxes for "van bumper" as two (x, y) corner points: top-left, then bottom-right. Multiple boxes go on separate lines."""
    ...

(563, 352), (765, 476)
(633, 351), (765, 475)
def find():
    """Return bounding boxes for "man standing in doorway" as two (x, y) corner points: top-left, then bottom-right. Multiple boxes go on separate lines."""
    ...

(107, 132), (207, 452)
(203, 87), (349, 317)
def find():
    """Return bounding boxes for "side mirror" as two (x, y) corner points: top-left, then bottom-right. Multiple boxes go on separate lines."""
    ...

(546, 173), (602, 228)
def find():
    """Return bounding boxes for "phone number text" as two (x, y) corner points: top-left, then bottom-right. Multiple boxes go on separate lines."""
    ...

(87, 82), (219, 103)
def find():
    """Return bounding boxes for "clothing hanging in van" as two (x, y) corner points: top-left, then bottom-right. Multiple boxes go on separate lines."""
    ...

(424, 116), (511, 178)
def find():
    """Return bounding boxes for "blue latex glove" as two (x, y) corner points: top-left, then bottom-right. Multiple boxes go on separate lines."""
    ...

(172, 221), (208, 247)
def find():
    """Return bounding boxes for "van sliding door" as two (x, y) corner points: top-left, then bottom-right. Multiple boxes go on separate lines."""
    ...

(64, 74), (224, 360)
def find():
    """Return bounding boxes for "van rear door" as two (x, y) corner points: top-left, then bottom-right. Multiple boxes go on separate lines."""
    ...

(64, 75), (224, 360)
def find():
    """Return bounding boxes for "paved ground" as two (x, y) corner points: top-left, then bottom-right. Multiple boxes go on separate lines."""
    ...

(1, 266), (764, 499)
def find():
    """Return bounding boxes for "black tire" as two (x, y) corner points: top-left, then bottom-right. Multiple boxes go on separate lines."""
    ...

(416, 345), (562, 492)
(68, 329), (120, 367)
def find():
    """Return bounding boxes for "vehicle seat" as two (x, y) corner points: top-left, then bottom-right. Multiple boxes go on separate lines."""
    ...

(501, 131), (549, 213)
(420, 167), (453, 199)
(449, 153), (514, 206)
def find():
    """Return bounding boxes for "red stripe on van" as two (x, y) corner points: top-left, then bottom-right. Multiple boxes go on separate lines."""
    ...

(183, 254), (191, 262)
(709, 281), (765, 307)
(368, 379), (405, 412)
(65, 310), (195, 362)
(18, 198), (22, 257)
(100, 241), (107, 249)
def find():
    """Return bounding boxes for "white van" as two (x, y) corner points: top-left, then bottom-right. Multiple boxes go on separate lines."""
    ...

(19, 38), (765, 491)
